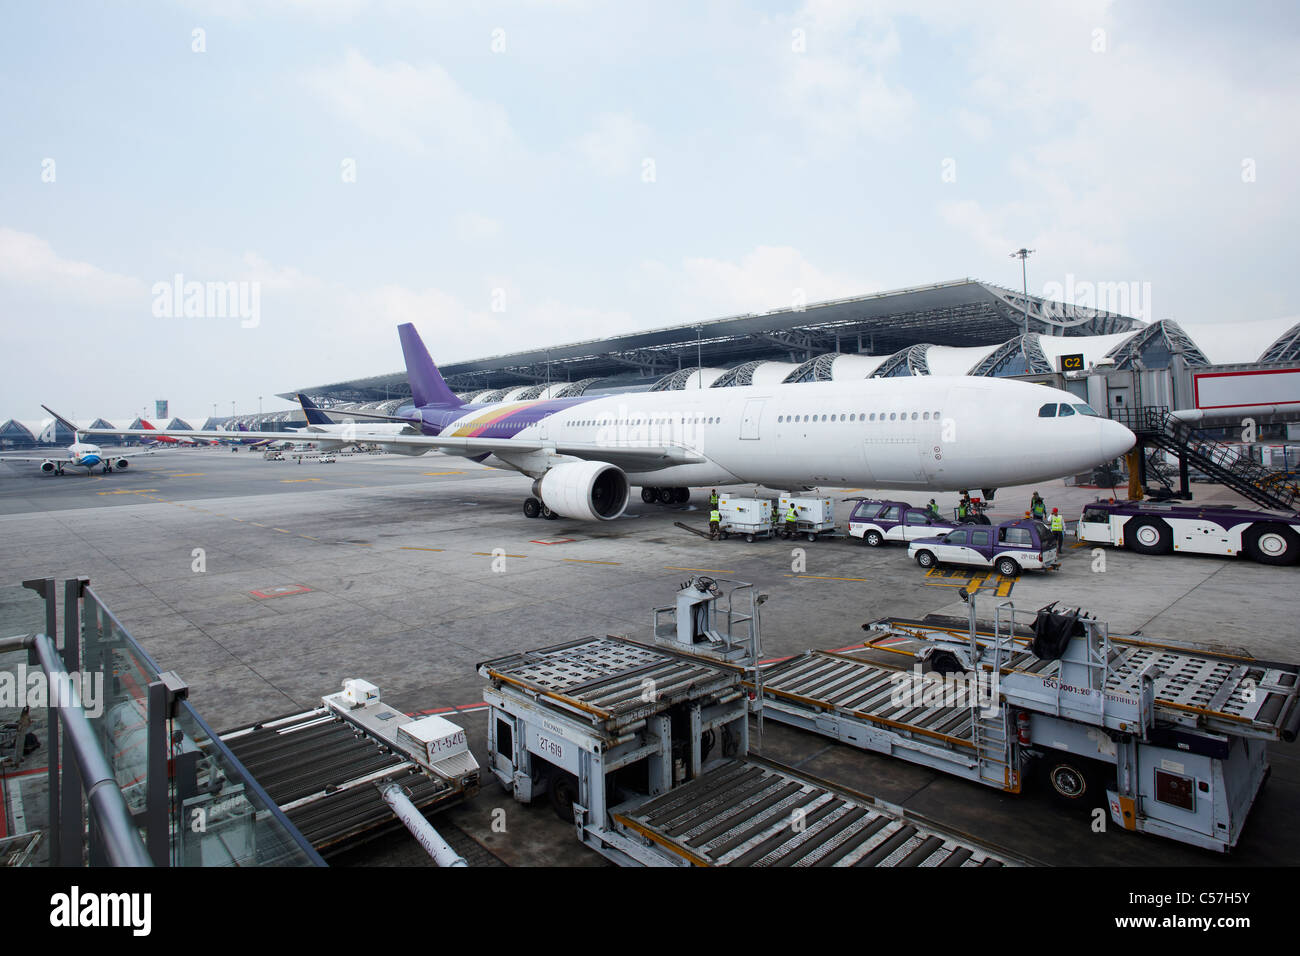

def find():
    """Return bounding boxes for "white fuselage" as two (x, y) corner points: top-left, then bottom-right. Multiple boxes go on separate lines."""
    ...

(303, 422), (425, 456)
(450, 376), (1134, 491)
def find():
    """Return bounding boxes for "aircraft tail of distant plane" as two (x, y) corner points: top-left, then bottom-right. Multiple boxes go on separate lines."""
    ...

(398, 323), (463, 409)
(296, 393), (334, 426)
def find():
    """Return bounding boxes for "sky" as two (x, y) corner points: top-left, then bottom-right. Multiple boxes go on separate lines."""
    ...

(2, 0), (1298, 422)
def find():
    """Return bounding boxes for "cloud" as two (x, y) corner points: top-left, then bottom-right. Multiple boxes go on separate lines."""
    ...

(574, 113), (653, 178)
(647, 245), (872, 318)
(772, 3), (914, 142)
(302, 49), (513, 157)
(0, 228), (148, 305)
(454, 212), (502, 242)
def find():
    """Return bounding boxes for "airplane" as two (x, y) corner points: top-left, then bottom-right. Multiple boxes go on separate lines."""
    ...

(0, 436), (154, 476)
(292, 393), (427, 455)
(138, 420), (217, 446)
(53, 323), (1136, 520)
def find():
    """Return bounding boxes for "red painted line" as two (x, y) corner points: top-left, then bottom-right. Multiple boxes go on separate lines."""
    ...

(3, 766), (49, 779)
(758, 655), (793, 665)
(529, 538), (575, 545)
(456, 702), (487, 710)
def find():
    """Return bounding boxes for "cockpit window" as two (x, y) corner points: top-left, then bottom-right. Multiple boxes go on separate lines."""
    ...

(1058, 404), (1076, 417)
(1072, 403), (1099, 416)
(1038, 404), (1057, 418)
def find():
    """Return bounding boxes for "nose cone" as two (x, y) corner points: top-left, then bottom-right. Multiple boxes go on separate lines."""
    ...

(1099, 418), (1136, 461)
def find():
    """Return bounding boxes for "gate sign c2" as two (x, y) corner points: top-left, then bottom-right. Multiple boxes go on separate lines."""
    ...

(1059, 353), (1084, 372)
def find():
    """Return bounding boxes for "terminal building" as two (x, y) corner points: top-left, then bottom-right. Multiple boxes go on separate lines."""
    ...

(6, 277), (1299, 455)
(277, 277), (1300, 447)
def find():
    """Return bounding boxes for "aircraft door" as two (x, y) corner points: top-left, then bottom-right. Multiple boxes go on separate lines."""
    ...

(740, 399), (765, 440)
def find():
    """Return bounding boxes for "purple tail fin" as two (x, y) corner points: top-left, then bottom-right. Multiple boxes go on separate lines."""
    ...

(398, 323), (463, 409)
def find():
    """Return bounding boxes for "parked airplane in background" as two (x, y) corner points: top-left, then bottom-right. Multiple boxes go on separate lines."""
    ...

(294, 393), (426, 455)
(0, 438), (153, 475)
(139, 420), (215, 446)
(57, 323), (1135, 520)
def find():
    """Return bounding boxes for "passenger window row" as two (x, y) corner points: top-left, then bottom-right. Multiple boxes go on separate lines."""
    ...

(776, 411), (942, 424)
(566, 416), (721, 427)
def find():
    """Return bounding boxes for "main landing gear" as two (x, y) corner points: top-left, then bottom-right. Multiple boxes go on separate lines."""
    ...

(522, 497), (560, 520)
(640, 486), (690, 505)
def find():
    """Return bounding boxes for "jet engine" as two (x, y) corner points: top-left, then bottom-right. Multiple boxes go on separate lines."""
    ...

(40, 460), (56, 474)
(114, 458), (130, 470)
(532, 461), (629, 521)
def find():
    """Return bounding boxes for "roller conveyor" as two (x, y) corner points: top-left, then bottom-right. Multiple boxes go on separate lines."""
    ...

(864, 616), (1300, 742)
(481, 588), (1028, 866)
(479, 635), (739, 732)
(222, 706), (471, 857)
(760, 651), (980, 750)
(611, 759), (1011, 867)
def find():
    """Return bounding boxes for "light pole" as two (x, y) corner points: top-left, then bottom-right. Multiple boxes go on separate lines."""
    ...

(696, 326), (703, 388)
(258, 396), (263, 422)
(1009, 248), (1034, 337)
(231, 401), (235, 418)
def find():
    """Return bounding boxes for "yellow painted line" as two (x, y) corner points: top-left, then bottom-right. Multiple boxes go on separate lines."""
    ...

(350, 542), (372, 547)
(423, 471), (465, 476)
(400, 546), (445, 552)
(474, 552), (526, 558)
(782, 574), (870, 582)
(167, 473), (205, 477)
(280, 478), (322, 483)
(96, 489), (159, 495)
(563, 559), (621, 565)
(274, 528), (292, 533)
(299, 535), (318, 540)
(231, 518), (244, 522)
(250, 522), (266, 527)
(665, 567), (733, 574)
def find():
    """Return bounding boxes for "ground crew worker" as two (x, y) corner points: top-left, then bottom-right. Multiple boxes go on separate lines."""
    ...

(1031, 491), (1046, 519)
(1050, 508), (1065, 550)
(927, 498), (940, 520)
(784, 502), (799, 538)
(709, 489), (719, 509)
(956, 494), (970, 521)
(709, 506), (721, 538)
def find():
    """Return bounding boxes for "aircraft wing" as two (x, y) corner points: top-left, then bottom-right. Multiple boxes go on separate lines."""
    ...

(51, 414), (704, 470)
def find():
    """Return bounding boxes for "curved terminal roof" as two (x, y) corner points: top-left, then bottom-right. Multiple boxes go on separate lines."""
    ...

(282, 277), (1141, 402)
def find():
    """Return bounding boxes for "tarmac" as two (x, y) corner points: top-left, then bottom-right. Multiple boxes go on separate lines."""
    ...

(1, 444), (1296, 867)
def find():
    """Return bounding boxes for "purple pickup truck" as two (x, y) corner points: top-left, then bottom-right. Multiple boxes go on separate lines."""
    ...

(847, 498), (959, 547)
(907, 518), (1059, 576)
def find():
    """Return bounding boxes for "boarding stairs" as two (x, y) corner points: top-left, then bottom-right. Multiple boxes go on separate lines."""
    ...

(1111, 405), (1298, 512)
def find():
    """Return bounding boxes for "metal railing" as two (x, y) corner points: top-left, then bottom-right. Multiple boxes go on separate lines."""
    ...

(4, 578), (324, 867)
(1110, 405), (1298, 511)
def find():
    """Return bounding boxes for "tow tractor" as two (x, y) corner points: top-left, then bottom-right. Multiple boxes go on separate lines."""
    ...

(1075, 499), (1300, 565)
(479, 578), (1023, 867)
(755, 593), (1300, 852)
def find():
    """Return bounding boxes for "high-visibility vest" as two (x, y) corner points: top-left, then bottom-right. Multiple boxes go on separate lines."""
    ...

(710, 509), (720, 522)
(709, 493), (718, 505)
(957, 502), (968, 517)
(1050, 514), (1064, 531)
(786, 507), (798, 521)
(1032, 500), (1045, 516)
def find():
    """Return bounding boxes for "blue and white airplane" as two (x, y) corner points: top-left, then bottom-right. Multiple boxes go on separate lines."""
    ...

(59, 324), (1136, 519)
(0, 428), (154, 476)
